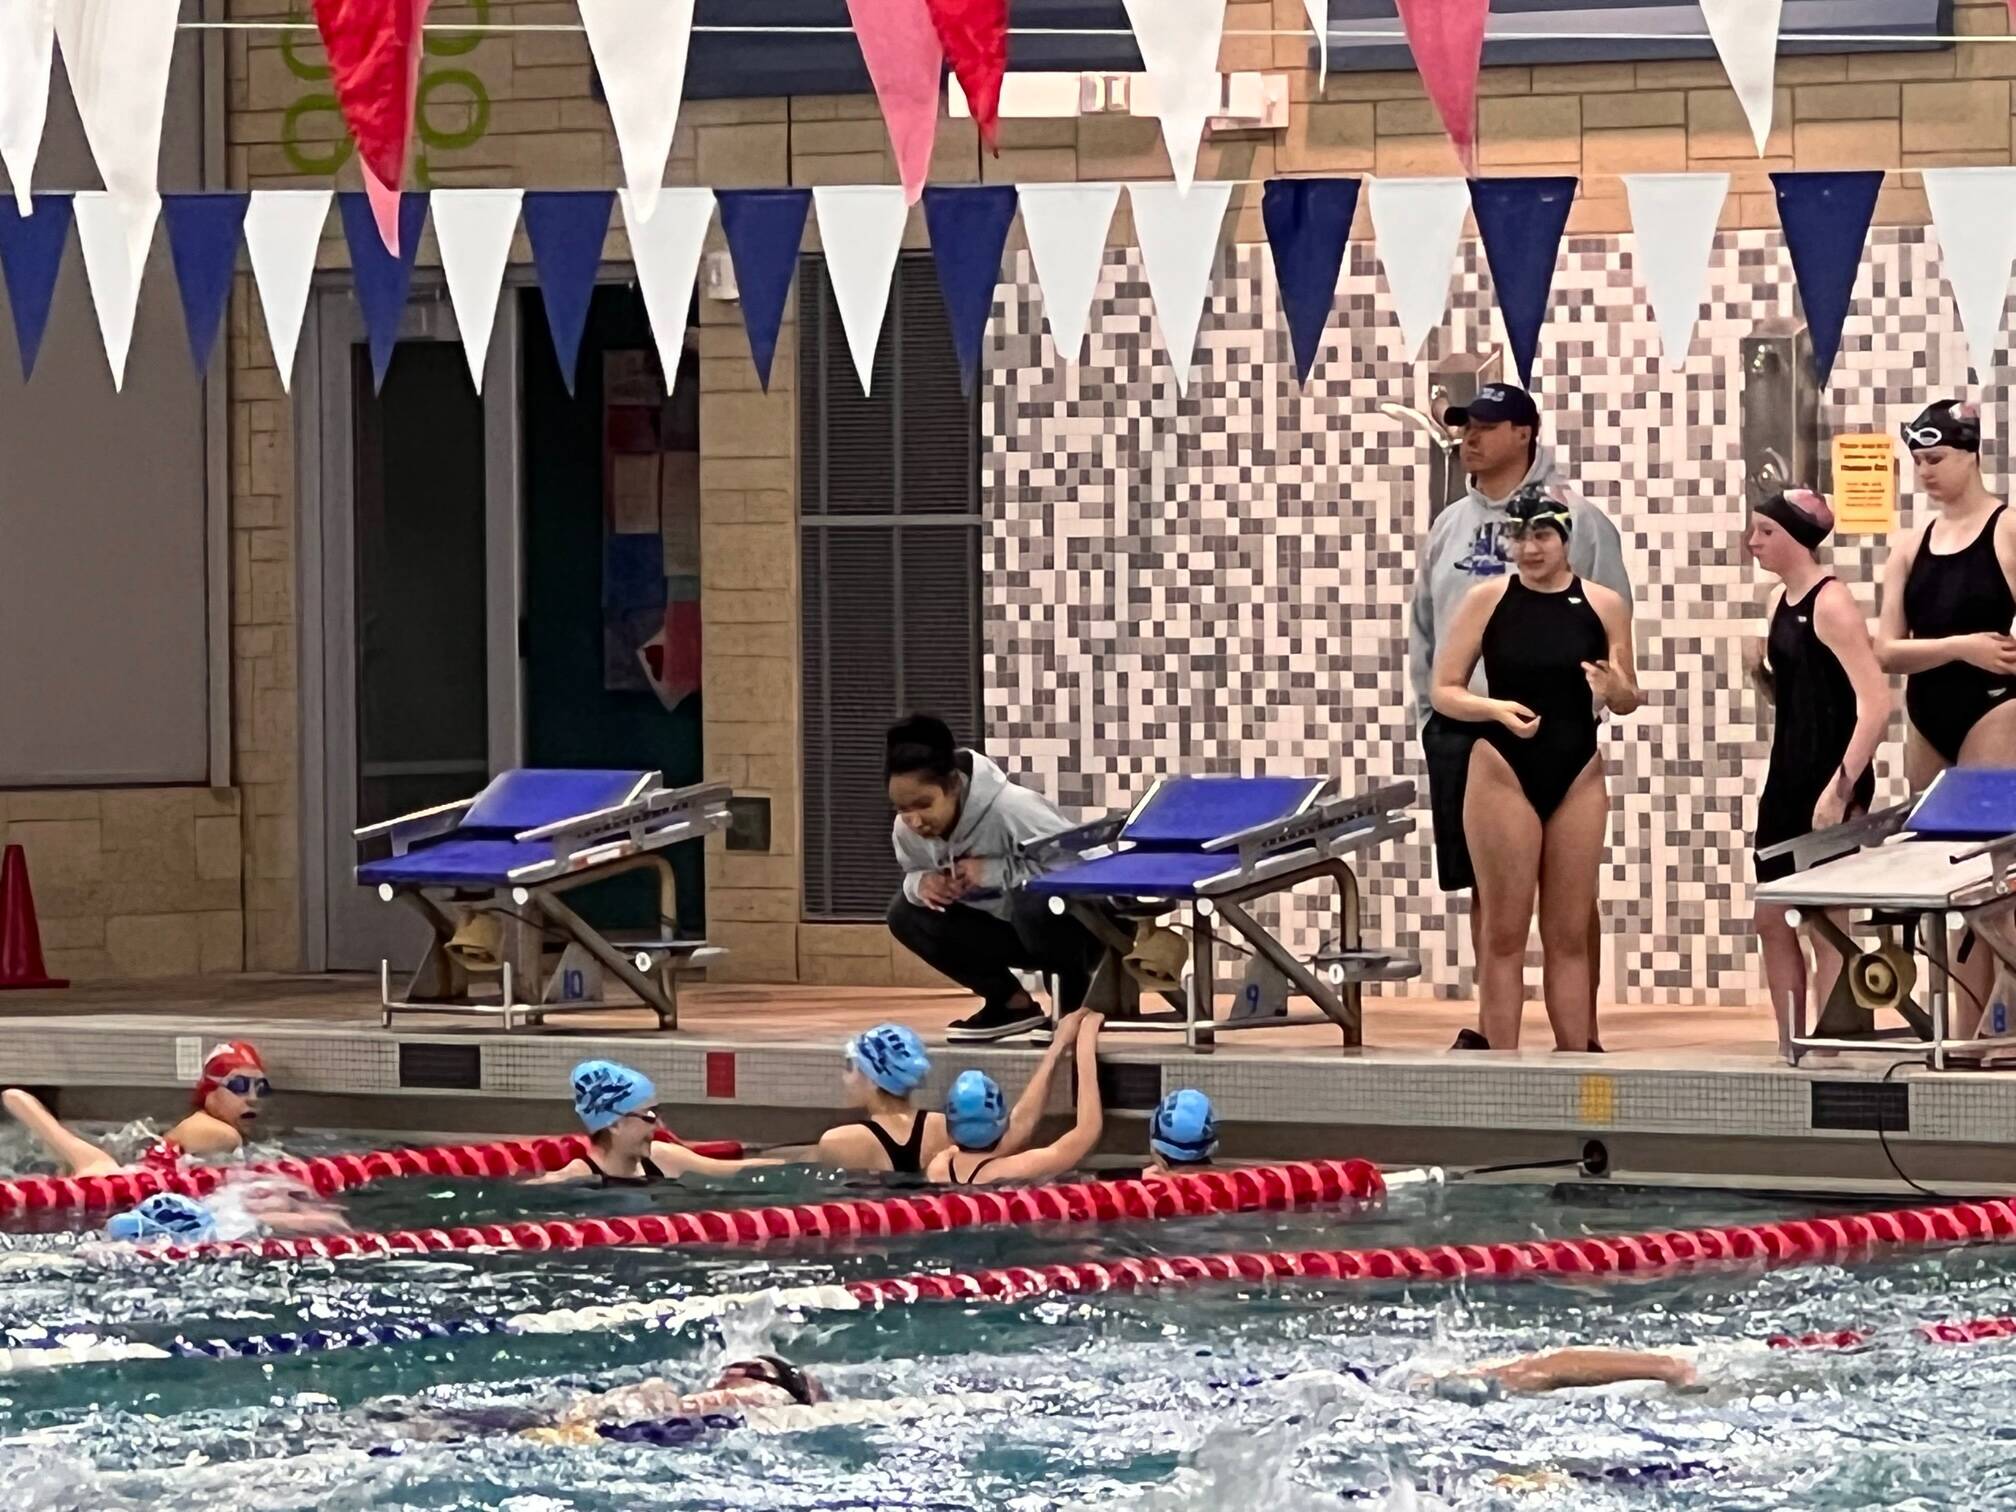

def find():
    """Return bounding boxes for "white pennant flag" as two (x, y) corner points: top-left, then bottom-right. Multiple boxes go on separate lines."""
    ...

(1700, 0), (1783, 156)
(1622, 173), (1728, 371)
(0, 0), (57, 214)
(432, 189), (523, 391)
(1368, 177), (1470, 358)
(813, 185), (908, 396)
(1129, 180), (1233, 395)
(243, 189), (331, 392)
(1924, 168), (2016, 380)
(622, 186), (715, 394)
(1017, 182), (1120, 363)
(579, 0), (697, 227)
(73, 188), (158, 389)
(1121, 0), (1226, 196)
(54, 0), (179, 210)
(1303, 0), (1329, 88)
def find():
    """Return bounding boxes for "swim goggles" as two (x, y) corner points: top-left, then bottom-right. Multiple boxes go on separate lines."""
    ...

(222, 1074), (271, 1098)
(622, 1107), (660, 1125)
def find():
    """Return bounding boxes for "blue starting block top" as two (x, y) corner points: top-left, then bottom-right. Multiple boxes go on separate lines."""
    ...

(1906, 767), (2016, 841)
(357, 770), (657, 889)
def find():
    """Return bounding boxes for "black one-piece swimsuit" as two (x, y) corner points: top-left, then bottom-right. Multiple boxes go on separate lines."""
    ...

(1479, 576), (1610, 820)
(1754, 578), (1875, 883)
(1903, 504), (2016, 764)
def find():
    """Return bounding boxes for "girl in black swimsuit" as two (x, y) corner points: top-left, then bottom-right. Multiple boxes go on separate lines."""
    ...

(1878, 399), (2016, 1035)
(1432, 486), (1641, 1052)
(1744, 489), (1890, 1055)
(813, 1024), (948, 1176)
(532, 1060), (773, 1187)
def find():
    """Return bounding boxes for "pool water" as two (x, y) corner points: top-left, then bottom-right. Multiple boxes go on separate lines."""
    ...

(0, 1127), (2011, 1510)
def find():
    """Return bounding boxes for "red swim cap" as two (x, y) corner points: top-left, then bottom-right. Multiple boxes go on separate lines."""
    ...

(193, 1040), (264, 1109)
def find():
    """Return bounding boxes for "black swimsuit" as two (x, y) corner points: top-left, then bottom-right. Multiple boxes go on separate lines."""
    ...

(1903, 505), (2016, 764)
(1479, 576), (1610, 820)
(947, 1153), (999, 1184)
(586, 1155), (667, 1189)
(1755, 579), (1876, 883)
(853, 1114), (928, 1175)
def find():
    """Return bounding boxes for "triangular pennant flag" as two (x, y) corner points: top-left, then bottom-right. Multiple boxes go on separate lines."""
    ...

(1129, 180), (1233, 396)
(922, 184), (1017, 395)
(1303, 0), (1330, 87)
(844, 0), (943, 204)
(313, 0), (431, 254)
(1923, 168), (2016, 381)
(337, 189), (426, 391)
(0, 191), (69, 378)
(1700, 0), (1784, 156)
(72, 188), (157, 389)
(53, 0), (178, 210)
(621, 186), (714, 395)
(578, 0), (696, 227)
(1367, 176), (1469, 358)
(1016, 181), (1120, 364)
(716, 188), (810, 391)
(162, 192), (250, 375)
(244, 189), (330, 392)
(813, 184), (909, 395)
(0, 0), (56, 215)
(1771, 170), (1883, 386)
(1470, 176), (1577, 388)
(522, 190), (613, 397)
(432, 188), (522, 391)
(1121, 0), (1226, 196)
(1261, 177), (1360, 385)
(1621, 173), (1728, 372)
(925, 0), (1007, 152)
(1395, 0), (1489, 176)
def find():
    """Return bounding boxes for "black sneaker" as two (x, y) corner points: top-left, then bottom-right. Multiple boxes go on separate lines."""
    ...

(1451, 1028), (1492, 1051)
(945, 1002), (1049, 1043)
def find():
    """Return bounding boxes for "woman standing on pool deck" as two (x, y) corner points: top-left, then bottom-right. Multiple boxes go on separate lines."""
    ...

(1878, 399), (2016, 1034)
(1745, 490), (1889, 1055)
(1432, 485), (1640, 1051)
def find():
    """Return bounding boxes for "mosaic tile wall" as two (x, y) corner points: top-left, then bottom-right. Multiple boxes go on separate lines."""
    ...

(982, 226), (2010, 1006)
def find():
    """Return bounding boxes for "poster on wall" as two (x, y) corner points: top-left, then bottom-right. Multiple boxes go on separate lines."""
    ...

(1830, 433), (1897, 534)
(603, 350), (703, 708)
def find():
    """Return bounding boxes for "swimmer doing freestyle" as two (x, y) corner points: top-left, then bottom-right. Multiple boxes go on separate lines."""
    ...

(3, 1040), (268, 1176)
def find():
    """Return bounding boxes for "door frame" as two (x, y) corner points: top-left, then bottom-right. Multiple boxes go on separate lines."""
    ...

(295, 273), (527, 973)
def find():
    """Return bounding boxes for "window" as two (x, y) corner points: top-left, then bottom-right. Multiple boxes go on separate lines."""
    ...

(800, 252), (982, 921)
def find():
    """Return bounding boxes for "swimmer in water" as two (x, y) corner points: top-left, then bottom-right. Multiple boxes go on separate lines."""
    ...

(1138, 1088), (1218, 1185)
(103, 1183), (348, 1244)
(923, 1013), (1104, 1185)
(1427, 1347), (1701, 1402)
(4, 1040), (268, 1177)
(814, 1023), (948, 1176)
(922, 1008), (1093, 1184)
(532, 1061), (777, 1188)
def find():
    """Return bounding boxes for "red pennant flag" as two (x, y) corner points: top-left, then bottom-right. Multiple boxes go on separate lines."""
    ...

(1396, 0), (1490, 177)
(925, 0), (1007, 152)
(846, 0), (944, 203)
(313, 0), (432, 253)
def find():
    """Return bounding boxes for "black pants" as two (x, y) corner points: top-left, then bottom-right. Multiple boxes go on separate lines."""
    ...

(887, 890), (1100, 1015)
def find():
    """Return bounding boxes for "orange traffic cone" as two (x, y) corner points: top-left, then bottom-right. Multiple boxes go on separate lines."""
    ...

(0, 844), (66, 990)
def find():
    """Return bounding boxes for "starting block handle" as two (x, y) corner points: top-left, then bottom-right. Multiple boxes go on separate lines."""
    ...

(1024, 811), (1129, 867)
(1201, 780), (1416, 856)
(1755, 796), (1918, 870)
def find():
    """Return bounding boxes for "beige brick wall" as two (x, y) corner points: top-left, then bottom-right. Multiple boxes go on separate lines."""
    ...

(216, 0), (2016, 984)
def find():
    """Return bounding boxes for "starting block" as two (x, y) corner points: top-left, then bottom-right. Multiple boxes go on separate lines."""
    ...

(355, 769), (730, 1031)
(1023, 775), (1419, 1052)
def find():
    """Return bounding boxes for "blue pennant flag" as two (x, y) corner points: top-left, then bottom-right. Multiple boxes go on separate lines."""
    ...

(523, 190), (614, 396)
(1261, 178), (1361, 385)
(339, 191), (428, 391)
(163, 193), (250, 375)
(1470, 176), (1578, 388)
(1771, 170), (1884, 386)
(717, 188), (811, 392)
(922, 185), (1019, 396)
(0, 194), (73, 380)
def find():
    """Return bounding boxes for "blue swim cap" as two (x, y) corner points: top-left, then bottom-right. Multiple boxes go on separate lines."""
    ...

(572, 1060), (656, 1133)
(846, 1024), (930, 1097)
(105, 1193), (217, 1244)
(945, 1069), (1007, 1150)
(1150, 1089), (1219, 1164)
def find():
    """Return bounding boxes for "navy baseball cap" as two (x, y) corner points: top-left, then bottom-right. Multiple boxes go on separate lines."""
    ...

(1444, 384), (1539, 430)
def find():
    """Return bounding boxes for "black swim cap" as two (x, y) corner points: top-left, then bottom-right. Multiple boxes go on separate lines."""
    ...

(1902, 399), (1981, 454)
(729, 1354), (819, 1406)
(1505, 483), (1573, 540)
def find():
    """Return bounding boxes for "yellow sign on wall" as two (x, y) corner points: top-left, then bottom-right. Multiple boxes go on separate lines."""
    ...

(1831, 433), (1898, 534)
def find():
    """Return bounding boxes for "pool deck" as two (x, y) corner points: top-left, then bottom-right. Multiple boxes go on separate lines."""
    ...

(1, 975), (2010, 1188)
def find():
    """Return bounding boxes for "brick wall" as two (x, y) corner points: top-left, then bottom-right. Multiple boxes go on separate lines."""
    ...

(216, 0), (2016, 984)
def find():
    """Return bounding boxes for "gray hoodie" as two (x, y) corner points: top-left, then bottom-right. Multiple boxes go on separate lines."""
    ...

(891, 750), (1073, 921)
(1407, 445), (1634, 731)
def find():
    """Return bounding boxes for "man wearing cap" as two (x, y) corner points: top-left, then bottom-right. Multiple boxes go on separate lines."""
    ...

(1406, 384), (1634, 1045)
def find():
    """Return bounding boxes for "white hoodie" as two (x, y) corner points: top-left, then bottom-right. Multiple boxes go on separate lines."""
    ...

(889, 750), (1074, 921)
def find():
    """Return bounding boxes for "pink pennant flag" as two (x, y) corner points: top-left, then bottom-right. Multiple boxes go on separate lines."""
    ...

(845, 0), (943, 203)
(313, 0), (431, 254)
(1396, 0), (1490, 177)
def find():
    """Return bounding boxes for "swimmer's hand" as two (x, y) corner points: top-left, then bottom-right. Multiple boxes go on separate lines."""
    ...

(1581, 659), (1623, 707)
(1958, 631), (2016, 676)
(1491, 700), (1541, 738)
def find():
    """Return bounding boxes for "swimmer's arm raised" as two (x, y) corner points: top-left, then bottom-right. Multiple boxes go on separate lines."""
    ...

(1482, 1348), (1695, 1394)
